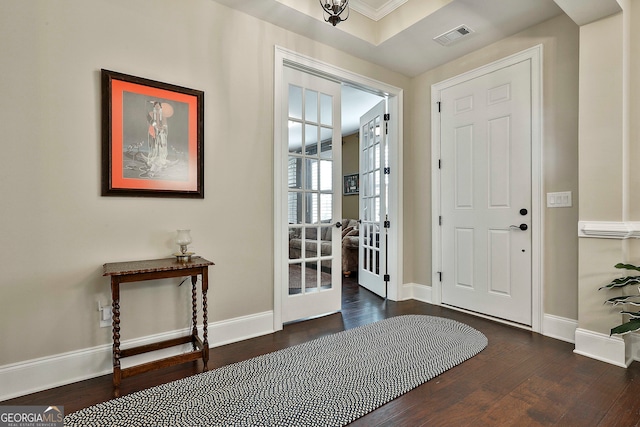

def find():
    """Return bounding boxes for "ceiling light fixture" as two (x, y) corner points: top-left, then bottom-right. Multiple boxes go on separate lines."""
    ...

(320, 0), (349, 26)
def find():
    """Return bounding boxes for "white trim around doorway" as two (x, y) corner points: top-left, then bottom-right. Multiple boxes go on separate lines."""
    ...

(430, 44), (544, 333)
(273, 46), (404, 332)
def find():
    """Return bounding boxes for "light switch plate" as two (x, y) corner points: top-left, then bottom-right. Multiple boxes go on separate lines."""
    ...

(547, 191), (572, 208)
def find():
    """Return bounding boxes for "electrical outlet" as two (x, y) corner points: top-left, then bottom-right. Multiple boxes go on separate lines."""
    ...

(98, 301), (112, 328)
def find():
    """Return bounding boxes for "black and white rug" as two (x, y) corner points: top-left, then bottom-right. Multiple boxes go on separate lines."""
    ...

(65, 315), (487, 427)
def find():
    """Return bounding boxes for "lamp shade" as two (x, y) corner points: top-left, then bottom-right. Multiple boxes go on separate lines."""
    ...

(176, 229), (192, 255)
(176, 229), (192, 246)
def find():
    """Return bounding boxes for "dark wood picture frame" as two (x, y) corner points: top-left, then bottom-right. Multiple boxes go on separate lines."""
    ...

(101, 69), (204, 198)
(343, 173), (359, 195)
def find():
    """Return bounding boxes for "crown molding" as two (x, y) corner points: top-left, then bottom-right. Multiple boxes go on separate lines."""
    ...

(349, 0), (408, 21)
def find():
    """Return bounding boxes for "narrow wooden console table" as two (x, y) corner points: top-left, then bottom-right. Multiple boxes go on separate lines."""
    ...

(103, 256), (214, 397)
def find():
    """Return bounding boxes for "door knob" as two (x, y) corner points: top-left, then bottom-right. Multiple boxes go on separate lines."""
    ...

(510, 224), (528, 231)
(334, 222), (343, 228)
(520, 208), (528, 216)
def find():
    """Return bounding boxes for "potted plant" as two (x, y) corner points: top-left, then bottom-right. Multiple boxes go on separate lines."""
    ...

(601, 263), (640, 335)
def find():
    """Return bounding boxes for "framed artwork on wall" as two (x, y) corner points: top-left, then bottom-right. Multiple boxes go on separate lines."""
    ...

(101, 69), (204, 198)
(343, 173), (359, 195)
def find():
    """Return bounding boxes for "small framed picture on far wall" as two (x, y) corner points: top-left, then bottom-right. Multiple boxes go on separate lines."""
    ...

(343, 173), (359, 195)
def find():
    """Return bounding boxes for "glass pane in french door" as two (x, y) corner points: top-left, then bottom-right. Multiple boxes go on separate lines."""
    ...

(361, 116), (381, 276)
(287, 81), (336, 296)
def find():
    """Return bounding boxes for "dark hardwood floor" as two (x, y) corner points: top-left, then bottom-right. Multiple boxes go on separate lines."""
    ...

(4, 276), (640, 426)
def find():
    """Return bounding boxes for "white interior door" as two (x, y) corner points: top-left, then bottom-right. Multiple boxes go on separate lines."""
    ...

(440, 59), (532, 325)
(282, 67), (342, 323)
(358, 100), (387, 298)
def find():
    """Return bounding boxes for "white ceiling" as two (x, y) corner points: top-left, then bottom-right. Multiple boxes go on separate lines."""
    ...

(552, 0), (621, 26)
(211, 0), (623, 77)
(211, 0), (621, 135)
(212, 0), (566, 77)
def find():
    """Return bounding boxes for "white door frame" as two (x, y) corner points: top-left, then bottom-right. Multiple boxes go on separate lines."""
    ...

(431, 45), (544, 333)
(274, 46), (404, 331)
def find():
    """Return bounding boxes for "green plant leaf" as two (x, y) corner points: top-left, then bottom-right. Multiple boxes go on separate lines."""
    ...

(615, 263), (640, 272)
(599, 276), (640, 290)
(605, 295), (640, 305)
(611, 318), (640, 335)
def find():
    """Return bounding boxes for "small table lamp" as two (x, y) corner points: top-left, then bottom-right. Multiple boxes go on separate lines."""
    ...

(175, 229), (194, 262)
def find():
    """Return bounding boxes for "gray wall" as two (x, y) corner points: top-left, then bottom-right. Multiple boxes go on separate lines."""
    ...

(0, 0), (409, 365)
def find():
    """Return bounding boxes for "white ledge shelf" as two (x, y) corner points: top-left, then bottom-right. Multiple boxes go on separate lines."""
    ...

(578, 221), (640, 239)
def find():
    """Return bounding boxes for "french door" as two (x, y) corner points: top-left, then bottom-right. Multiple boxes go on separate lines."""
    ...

(358, 100), (387, 298)
(281, 66), (342, 323)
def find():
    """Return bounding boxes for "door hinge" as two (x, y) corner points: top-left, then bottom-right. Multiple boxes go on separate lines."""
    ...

(438, 272), (442, 282)
(384, 113), (390, 121)
(437, 101), (441, 113)
(384, 274), (390, 282)
(438, 159), (441, 169)
(384, 167), (390, 174)
(384, 220), (391, 228)
(439, 216), (442, 226)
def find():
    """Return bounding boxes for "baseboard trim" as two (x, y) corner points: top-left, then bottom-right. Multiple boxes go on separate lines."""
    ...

(542, 314), (577, 343)
(574, 328), (631, 368)
(400, 283), (433, 303)
(0, 311), (274, 401)
(402, 285), (577, 344)
(8, 305), (626, 400)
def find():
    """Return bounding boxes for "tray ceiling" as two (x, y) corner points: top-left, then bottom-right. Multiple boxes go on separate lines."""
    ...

(212, 0), (621, 77)
(213, 0), (566, 77)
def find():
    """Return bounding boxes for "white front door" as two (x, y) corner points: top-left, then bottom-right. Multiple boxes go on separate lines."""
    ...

(358, 100), (387, 298)
(281, 67), (342, 323)
(440, 59), (532, 325)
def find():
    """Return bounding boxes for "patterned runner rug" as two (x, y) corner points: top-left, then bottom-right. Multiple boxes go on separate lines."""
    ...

(65, 315), (487, 427)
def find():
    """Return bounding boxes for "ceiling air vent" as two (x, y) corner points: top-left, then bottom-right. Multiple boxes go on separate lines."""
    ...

(433, 25), (474, 46)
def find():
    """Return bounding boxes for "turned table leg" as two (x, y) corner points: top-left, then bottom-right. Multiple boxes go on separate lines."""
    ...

(201, 268), (209, 371)
(111, 280), (121, 397)
(191, 276), (198, 351)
